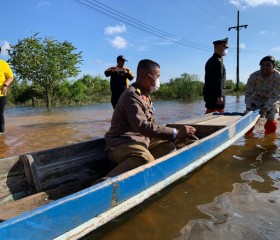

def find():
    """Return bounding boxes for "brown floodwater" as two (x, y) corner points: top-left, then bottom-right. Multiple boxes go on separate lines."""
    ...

(2, 96), (280, 240)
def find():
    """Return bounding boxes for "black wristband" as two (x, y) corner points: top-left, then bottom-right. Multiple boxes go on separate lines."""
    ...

(3, 84), (8, 87)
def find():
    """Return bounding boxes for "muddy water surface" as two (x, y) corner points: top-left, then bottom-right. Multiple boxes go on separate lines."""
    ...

(1, 96), (280, 240)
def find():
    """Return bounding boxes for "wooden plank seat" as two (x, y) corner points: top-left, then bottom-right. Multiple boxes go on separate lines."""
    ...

(22, 138), (110, 193)
(0, 138), (113, 222)
(166, 124), (224, 139)
(166, 114), (242, 138)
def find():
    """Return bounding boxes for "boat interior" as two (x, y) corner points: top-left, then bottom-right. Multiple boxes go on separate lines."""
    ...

(0, 114), (241, 222)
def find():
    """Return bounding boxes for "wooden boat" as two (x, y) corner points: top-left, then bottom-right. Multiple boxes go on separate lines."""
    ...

(0, 111), (260, 239)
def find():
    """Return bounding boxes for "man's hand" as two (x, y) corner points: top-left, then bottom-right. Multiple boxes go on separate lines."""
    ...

(176, 125), (196, 145)
(1, 86), (8, 95)
(259, 108), (267, 117)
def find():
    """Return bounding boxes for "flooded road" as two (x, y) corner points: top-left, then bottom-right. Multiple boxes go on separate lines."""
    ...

(1, 96), (280, 240)
(1, 103), (113, 158)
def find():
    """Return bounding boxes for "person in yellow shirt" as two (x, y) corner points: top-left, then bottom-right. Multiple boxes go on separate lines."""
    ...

(0, 47), (14, 133)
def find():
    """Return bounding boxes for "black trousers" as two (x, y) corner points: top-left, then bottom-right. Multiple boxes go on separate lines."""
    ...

(204, 95), (226, 110)
(111, 91), (123, 108)
(0, 96), (7, 132)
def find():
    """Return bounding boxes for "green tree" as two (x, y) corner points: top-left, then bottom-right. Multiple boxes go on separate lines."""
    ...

(276, 60), (280, 71)
(225, 79), (245, 94)
(76, 74), (110, 103)
(8, 33), (83, 107)
(153, 73), (203, 100)
(9, 78), (43, 105)
(71, 80), (87, 105)
(52, 80), (72, 105)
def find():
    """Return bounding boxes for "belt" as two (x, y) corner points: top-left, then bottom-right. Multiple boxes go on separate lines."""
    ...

(253, 94), (268, 100)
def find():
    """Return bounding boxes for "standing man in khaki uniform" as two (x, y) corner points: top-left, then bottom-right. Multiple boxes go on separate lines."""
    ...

(245, 55), (280, 135)
(104, 59), (196, 177)
(104, 55), (134, 108)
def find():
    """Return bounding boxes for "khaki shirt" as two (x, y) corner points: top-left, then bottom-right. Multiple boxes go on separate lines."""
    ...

(245, 70), (280, 110)
(105, 83), (174, 151)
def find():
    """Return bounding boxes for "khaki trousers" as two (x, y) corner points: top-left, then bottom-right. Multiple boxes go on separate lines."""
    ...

(106, 139), (176, 177)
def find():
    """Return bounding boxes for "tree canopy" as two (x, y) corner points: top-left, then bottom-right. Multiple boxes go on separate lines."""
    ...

(5, 33), (256, 107)
(276, 60), (280, 71)
(8, 33), (83, 107)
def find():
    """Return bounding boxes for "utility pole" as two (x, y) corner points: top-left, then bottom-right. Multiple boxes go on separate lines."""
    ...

(228, 10), (248, 90)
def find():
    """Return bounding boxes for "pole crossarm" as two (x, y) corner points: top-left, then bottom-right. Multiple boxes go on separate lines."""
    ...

(228, 24), (248, 31)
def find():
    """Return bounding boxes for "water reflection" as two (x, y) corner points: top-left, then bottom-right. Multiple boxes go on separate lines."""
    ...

(176, 133), (280, 240)
(178, 183), (280, 240)
(83, 97), (280, 240)
(0, 135), (9, 158)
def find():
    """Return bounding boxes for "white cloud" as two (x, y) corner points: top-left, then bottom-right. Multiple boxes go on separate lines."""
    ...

(135, 37), (173, 51)
(0, 41), (11, 56)
(104, 24), (126, 35)
(156, 40), (173, 46)
(230, 0), (240, 8)
(272, 45), (280, 52)
(108, 36), (128, 49)
(230, 0), (280, 8)
(259, 30), (275, 35)
(93, 59), (103, 64)
(240, 43), (246, 49)
(37, 1), (52, 7)
(137, 45), (149, 51)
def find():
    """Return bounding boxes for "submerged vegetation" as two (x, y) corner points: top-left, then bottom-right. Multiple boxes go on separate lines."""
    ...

(153, 73), (245, 101)
(7, 73), (245, 107)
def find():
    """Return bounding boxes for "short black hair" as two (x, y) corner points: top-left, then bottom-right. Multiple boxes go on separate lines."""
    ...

(137, 59), (160, 76)
(0, 47), (1, 53)
(259, 55), (275, 65)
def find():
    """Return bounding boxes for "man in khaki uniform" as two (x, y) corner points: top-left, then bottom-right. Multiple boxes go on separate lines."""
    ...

(245, 55), (280, 134)
(104, 59), (196, 177)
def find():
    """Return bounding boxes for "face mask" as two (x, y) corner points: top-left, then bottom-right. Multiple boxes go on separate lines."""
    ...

(150, 78), (160, 93)
(222, 49), (228, 56)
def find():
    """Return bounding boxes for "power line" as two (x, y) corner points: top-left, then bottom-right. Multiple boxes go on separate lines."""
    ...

(207, 0), (231, 20)
(71, 0), (213, 51)
(71, 0), (265, 58)
(168, 0), (216, 28)
(189, 0), (226, 29)
(190, 0), (236, 31)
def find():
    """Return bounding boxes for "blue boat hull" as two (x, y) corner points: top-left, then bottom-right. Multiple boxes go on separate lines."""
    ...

(0, 111), (260, 239)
